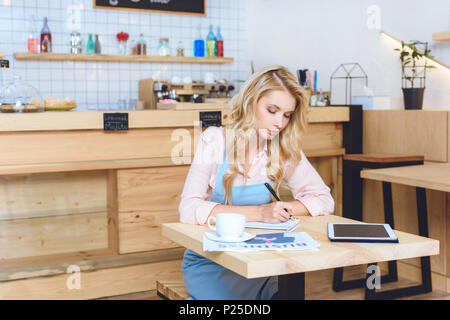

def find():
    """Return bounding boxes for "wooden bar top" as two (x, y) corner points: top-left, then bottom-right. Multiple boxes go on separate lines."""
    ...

(0, 107), (349, 132)
(361, 163), (450, 192)
(162, 215), (439, 279)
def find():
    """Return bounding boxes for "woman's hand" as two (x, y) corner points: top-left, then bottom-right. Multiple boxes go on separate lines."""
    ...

(258, 201), (293, 223)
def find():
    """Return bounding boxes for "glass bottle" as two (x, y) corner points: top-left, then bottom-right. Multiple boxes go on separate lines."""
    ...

(193, 24), (205, 57)
(158, 38), (171, 56)
(70, 32), (82, 54)
(94, 34), (101, 54)
(215, 26), (223, 57)
(27, 16), (39, 53)
(206, 24), (216, 57)
(176, 41), (184, 57)
(136, 33), (147, 55)
(40, 16), (52, 53)
(86, 34), (95, 54)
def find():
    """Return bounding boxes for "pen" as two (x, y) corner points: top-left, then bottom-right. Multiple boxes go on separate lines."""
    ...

(264, 182), (292, 218)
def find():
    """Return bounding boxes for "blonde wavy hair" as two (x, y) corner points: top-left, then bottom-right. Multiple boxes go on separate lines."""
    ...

(222, 65), (310, 205)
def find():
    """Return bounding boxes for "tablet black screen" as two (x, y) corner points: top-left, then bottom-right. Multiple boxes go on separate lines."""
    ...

(334, 224), (390, 238)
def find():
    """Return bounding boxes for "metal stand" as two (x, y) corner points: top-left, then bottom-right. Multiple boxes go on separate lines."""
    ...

(277, 273), (305, 300)
(365, 187), (432, 299)
(333, 159), (426, 298)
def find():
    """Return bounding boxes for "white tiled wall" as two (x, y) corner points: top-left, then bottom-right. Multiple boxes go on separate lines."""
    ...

(0, 0), (248, 110)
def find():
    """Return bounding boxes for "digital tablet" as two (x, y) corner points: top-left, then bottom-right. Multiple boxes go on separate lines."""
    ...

(328, 223), (398, 243)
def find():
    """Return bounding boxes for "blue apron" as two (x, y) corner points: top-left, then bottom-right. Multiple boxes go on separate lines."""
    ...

(181, 150), (278, 300)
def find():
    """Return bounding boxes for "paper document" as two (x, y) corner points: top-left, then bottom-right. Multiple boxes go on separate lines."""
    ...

(245, 218), (300, 232)
(203, 232), (319, 252)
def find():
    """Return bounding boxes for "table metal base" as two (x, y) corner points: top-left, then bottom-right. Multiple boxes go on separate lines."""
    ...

(277, 273), (305, 300)
(334, 184), (432, 299)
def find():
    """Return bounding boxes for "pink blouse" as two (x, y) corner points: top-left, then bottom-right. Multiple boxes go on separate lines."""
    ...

(179, 126), (335, 224)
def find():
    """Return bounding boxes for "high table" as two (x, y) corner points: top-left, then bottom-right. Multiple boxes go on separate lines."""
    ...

(361, 162), (450, 298)
(162, 215), (439, 299)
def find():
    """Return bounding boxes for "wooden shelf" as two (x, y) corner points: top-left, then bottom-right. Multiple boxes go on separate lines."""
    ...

(432, 31), (450, 41)
(13, 52), (234, 64)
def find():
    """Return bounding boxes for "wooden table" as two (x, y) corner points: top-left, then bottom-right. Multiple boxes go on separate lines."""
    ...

(361, 163), (450, 298)
(361, 163), (450, 192)
(162, 215), (439, 300)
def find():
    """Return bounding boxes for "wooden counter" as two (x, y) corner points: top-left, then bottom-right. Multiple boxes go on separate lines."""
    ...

(0, 106), (349, 299)
(362, 110), (450, 293)
(0, 107), (349, 132)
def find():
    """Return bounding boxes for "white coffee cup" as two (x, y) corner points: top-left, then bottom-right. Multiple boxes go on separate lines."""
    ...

(207, 213), (246, 239)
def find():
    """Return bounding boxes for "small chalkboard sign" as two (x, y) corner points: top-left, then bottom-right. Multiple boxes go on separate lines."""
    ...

(104, 113), (129, 131)
(94, 0), (206, 16)
(0, 60), (9, 68)
(199, 111), (221, 128)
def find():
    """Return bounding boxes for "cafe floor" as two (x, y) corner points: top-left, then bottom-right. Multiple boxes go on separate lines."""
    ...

(97, 265), (450, 300)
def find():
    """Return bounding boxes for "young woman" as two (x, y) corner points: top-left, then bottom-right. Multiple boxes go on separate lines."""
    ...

(178, 65), (334, 300)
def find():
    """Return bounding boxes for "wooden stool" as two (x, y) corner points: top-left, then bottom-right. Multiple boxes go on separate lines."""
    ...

(156, 280), (190, 300)
(333, 153), (425, 296)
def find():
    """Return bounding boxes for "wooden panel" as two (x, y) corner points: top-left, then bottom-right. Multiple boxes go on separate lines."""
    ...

(117, 166), (190, 253)
(0, 259), (182, 299)
(0, 248), (184, 281)
(302, 123), (343, 151)
(305, 148), (345, 158)
(0, 212), (108, 260)
(117, 166), (190, 212)
(447, 193), (450, 277)
(162, 215), (440, 279)
(0, 171), (107, 220)
(363, 110), (448, 162)
(306, 107), (349, 123)
(106, 170), (119, 254)
(119, 210), (181, 253)
(0, 128), (195, 166)
(156, 280), (189, 300)
(0, 156), (192, 176)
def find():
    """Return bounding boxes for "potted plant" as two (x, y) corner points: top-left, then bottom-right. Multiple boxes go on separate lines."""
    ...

(395, 41), (435, 110)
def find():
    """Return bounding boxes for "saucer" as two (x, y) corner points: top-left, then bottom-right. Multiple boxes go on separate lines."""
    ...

(205, 232), (256, 243)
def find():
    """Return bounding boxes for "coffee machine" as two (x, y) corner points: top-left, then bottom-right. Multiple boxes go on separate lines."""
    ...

(138, 78), (235, 109)
(206, 80), (235, 99)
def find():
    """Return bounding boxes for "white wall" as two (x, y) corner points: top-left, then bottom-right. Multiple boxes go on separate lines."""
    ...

(0, 0), (249, 110)
(246, 0), (450, 109)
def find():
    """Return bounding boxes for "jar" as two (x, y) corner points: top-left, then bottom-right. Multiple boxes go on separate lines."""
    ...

(70, 32), (82, 54)
(158, 38), (171, 56)
(0, 76), (44, 113)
